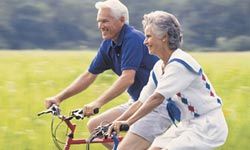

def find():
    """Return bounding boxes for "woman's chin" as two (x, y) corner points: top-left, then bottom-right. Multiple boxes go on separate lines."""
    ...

(149, 50), (155, 55)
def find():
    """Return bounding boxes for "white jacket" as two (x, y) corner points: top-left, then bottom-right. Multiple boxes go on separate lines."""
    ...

(139, 49), (222, 121)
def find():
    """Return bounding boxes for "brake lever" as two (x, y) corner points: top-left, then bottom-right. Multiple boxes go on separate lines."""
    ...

(87, 124), (110, 142)
(71, 107), (99, 120)
(71, 109), (84, 120)
(37, 104), (60, 116)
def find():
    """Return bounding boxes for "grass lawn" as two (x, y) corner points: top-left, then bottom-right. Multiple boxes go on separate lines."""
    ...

(0, 50), (249, 149)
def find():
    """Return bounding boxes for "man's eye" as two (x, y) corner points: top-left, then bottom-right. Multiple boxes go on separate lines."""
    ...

(97, 20), (108, 23)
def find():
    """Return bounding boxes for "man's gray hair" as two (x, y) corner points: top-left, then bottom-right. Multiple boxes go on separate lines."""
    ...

(142, 11), (183, 50)
(95, 0), (129, 24)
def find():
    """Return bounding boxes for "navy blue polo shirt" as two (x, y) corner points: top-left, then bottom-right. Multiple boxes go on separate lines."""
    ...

(88, 24), (158, 100)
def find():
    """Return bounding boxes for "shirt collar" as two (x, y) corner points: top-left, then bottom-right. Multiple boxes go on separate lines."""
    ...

(111, 24), (128, 48)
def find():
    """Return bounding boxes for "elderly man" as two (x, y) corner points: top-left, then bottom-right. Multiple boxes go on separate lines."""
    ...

(44, 0), (158, 149)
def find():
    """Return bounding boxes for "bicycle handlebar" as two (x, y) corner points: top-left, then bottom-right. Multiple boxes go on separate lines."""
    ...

(37, 104), (99, 120)
(70, 108), (99, 120)
(119, 124), (129, 132)
(87, 122), (129, 143)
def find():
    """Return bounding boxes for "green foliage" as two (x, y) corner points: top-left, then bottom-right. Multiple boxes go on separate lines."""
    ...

(216, 36), (250, 51)
(0, 0), (249, 50)
(0, 50), (249, 149)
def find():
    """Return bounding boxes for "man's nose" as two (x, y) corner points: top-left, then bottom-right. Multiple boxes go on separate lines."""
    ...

(98, 22), (104, 29)
(143, 38), (148, 45)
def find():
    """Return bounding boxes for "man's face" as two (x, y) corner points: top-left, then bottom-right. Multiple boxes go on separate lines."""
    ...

(97, 8), (124, 41)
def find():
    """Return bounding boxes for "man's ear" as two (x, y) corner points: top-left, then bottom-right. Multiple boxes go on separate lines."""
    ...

(120, 16), (125, 23)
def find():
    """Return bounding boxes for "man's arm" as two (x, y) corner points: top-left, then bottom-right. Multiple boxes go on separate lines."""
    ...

(84, 69), (135, 115)
(96, 69), (135, 106)
(45, 71), (97, 108)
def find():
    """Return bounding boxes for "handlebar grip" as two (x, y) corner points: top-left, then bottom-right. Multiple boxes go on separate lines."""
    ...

(93, 108), (99, 114)
(119, 124), (129, 131)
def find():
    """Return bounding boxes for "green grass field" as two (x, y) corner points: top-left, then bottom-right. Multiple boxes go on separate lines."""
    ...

(0, 50), (249, 150)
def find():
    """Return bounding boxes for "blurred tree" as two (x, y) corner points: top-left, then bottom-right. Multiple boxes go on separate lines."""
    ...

(216, 36), (250, 51)
(0, 0), (249, 51)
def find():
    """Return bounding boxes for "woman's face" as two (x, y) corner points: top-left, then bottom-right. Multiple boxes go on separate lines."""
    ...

(144, 26), (166, 56)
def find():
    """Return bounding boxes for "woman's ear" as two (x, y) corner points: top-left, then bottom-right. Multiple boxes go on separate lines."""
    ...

(162, 34), (168, 42)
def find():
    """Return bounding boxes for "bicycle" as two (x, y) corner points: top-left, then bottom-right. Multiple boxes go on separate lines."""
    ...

(37, 104), (129, 150)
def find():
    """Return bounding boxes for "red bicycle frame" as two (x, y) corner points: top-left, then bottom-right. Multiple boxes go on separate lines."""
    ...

(61, 116), (123, 150)
(38, 105), (125, 150)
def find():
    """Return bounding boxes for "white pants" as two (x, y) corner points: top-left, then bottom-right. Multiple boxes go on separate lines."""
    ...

(151, 108), (228, 150)
(118, 100), (172, 143)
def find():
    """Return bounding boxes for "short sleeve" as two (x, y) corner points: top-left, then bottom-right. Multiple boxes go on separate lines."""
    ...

(88, 44), (111, 74)
(120, 37), (144, 71)
(138, 70), (157, 103)
(155, 62), (197, 99)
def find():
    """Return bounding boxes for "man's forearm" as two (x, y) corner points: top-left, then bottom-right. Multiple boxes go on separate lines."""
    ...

(95, 74), (133, 107)
(56, 72), (97, 102)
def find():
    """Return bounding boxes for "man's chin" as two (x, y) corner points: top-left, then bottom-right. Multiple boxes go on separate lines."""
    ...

(102, 35), (110, 40)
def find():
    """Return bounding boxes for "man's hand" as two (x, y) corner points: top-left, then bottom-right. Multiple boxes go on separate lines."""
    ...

(44, 96), (61, 109)
(83, 101), (101, 117)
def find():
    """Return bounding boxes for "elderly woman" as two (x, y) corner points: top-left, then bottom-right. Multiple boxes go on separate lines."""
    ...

(110, 11), (228, 150)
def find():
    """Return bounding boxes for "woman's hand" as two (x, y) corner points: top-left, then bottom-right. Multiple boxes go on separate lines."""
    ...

(107, 120), (129, 136)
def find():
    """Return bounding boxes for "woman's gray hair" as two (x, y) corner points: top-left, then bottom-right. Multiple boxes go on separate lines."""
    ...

(95, 0), (129, 24)
(142, 11), (183, 50)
